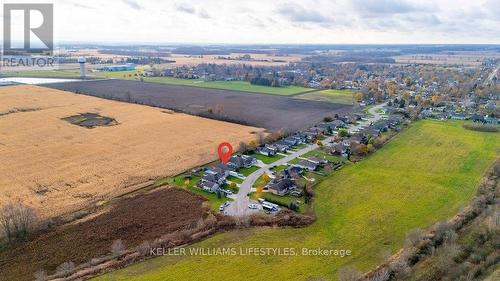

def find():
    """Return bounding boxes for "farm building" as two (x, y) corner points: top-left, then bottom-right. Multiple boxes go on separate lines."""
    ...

(97, 63), (136, 72)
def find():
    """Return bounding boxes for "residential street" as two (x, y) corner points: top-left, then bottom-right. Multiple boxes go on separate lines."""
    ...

(484, 64), (499, 86)
(225, 103), (387, 216)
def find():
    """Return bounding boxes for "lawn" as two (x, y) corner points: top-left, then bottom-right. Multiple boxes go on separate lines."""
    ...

(295, 89), (354, 104)
(252, 153), (285, 164)
(300, 149), (346, 163)
(226, 175), (243, 184)
(270, 165), (288, 175)
(6, 70), (82, 78)
(163, 174), (230, 210)
(252, 173), (271, 189)
(96, 70), (310, 95)
(238, 165), (259, 176)
(93, 120), (499, 281)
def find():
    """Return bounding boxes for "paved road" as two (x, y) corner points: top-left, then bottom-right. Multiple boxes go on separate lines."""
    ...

(225, 103), (387, 216)
(484, 64), (499, 86)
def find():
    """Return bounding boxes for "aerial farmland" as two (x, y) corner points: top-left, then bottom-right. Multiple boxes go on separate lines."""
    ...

(0, 85), (263, 218)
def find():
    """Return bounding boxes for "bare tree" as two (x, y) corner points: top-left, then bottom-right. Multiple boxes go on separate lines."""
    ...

(437, 242), (461, 273)
(0, 200), (37, 242)
(390, 260), (411, 279)
(238, 141), (248, 153)
(337, 266), (361, 281)
(34, 270), (47, 281)
(111, 239), (126, 256)
(257, 132), (266, 146)
(368, 268), (390, 281)
(137, 241), (151, 256)
(56, 261), (75, 277)
(404, 228), (425, 248)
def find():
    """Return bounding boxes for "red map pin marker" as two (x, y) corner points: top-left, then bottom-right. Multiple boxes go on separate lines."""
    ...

(217, 142), (233, 164)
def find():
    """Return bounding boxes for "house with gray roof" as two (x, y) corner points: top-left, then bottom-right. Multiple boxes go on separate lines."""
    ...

(267, 178), (296, 196)
(295, 159), (318, 171)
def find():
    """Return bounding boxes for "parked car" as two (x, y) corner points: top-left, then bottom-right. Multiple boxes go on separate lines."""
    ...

(248, 204), (258, 209)
(257, 198), (265, 204)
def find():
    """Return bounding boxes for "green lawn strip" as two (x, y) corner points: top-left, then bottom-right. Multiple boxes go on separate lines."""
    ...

(252, 153), (285, 164)
(158, 174), (230, 210)
(269, 165), (288, 175)
(363, 105), (375, 117)
(93, 120), (499, 281)
(238, 166), (259, 176)
(252, 174), (271, 189)
(295, 89), (354, 104)
(226, 175), (243, 184)
(7, 70), (82, 78)
(224, 183), (239, 194)
(288, 143), (308, 150)
(95, 71), (310, 95)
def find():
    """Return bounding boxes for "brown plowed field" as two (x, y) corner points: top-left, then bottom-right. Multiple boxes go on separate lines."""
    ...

(45, 79), (352, 131)
(0, 187), (208, 281)
(0, 85), (263, 218)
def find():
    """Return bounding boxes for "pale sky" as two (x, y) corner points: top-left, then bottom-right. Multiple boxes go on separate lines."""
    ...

(1, 0), (500, 44)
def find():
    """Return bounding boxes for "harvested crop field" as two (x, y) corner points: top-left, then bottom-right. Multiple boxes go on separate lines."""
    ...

(0, 187), (209, 281)
(45, 79), (352, 131)
(0, 85), (263, 218)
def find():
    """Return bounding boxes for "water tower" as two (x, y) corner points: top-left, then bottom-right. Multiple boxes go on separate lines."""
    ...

(78, 57), (86, 78)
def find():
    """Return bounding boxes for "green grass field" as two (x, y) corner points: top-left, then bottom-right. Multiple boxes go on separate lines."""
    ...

(6, 70), (82, 78)
(253, 153), (285, 164)
(238, 166), (259, 176)
(93, 120), (499, 281)
(295, 89), (354, 104)
(162, 174), (230, 210)
(96, 70), (310, 95)
(11, 68), (310, 95)
(226, 175), (243, 184)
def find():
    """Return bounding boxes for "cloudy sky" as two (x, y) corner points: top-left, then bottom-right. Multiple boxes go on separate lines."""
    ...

(2, 0), (500, 44)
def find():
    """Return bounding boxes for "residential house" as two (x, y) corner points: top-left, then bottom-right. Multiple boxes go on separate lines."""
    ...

(275, 142), (291, 152)
(485, 116), (499, 125)
(280, 166), (304, 179)
(283, 137), (298, 146)
(267, 178), (296, 196)
(290, 134), (307, 144)
(470, 114), (485, 123)
(331, 120), (346, 129)
(202, 173), (225, 185)
(307, 157), (328, 165)
(228, 154), (256, 170)
(258, 146), (277, 156)
(200, 181), (219, 193)
(451, 113), (466, 120)
(331, 143), (349, 158)
(203, 167), (229, 185)
(303, 131), (319, 142)
(267, 143), (287, 153)
(295, 159), (318, 171)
